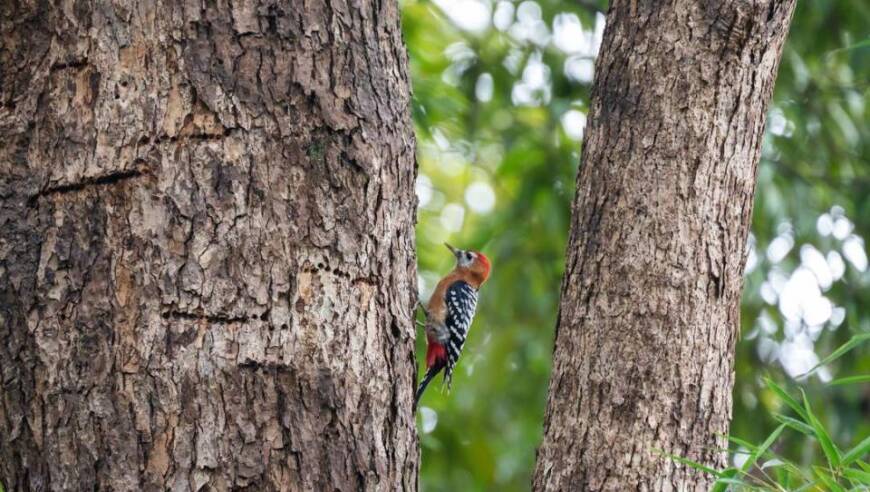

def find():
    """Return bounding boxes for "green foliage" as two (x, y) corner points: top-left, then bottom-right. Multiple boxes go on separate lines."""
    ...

(404, 1), (592, 489)
(402, 0), (869, 490)
(681, 337), (870, 491)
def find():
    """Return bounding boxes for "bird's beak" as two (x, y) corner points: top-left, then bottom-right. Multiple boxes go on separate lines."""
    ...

(444, 242), (460, 257)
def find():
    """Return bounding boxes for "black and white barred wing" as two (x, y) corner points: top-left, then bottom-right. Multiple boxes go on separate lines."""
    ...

(443, 281), (479, 388)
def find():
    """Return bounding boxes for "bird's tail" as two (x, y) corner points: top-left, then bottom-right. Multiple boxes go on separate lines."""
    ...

(414, 364), (443, 411)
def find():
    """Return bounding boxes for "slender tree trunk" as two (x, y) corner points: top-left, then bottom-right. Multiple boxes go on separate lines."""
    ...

(0, 1), (418, 490)
(533, 1), (795, 490)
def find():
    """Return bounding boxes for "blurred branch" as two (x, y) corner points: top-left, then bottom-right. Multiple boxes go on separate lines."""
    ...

(825, 37), (870, 56)
(765, 157), (870, 191)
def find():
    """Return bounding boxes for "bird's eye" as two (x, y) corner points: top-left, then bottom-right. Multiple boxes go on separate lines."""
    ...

(465, 252), (473, 261)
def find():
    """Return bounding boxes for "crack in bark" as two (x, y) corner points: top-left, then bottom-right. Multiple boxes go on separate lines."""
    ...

(28, 168), (149, 205)
(237, 359), (294, 371)
(50, 59), (89, 71)
(161, 309), (270, 325)
(144, 128), (234, 144)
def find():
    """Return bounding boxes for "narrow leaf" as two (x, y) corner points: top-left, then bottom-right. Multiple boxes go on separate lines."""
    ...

(728, 435), (759, 451)
(666, 453), (720, 476)
(803, 390), (842, 468)
(765, 377), (809, 421)
(842, 434), (870, 466)
(831, 375), (870, 386)
(799, 334), (870, 378)
(761, 458), (786, 469)
(814, 466), (846, 492)
(711, 468), (745, 492)
(842, 467), (870, 485)
(793, 480), (822, 492)
(714, 477), (753, 487)
(773, 413), (814, 435)
(827, 38), (870, 55)
(742, 424), (787, 474)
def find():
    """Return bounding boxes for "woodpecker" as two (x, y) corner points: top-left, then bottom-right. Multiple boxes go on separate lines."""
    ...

(414, 243), (491, 410)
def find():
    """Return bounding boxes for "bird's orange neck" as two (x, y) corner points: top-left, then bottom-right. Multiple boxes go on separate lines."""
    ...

(454, 253), (490, 289)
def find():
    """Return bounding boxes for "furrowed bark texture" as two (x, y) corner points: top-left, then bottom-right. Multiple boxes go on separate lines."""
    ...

(0, 1), (419, 490)
(533, 1), (795, 490)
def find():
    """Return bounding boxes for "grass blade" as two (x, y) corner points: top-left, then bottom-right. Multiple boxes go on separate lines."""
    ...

(830, 375), (870, 386)
(842, 467), (870, 485)
(729, 435), (759, 451)
(711, 468), (746, 492)
(665, 452), (721, 477)
(773, 413), (814, 435)
(802, 390), (841, 468)
(827, 38), (870, 55)
(842, 434), (870, 466)
(765, 377), (809, 421)
(742, 424), (787, 474)
(814, 466), (845, 492)
(793, 480), (822, 492)
(799, 334), (870, 379)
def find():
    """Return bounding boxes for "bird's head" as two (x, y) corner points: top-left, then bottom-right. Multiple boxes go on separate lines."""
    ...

(445, 243), (491, 286)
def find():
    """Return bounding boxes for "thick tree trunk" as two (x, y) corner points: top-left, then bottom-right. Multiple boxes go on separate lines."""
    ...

(0, 1), (418, 491)
(533, 1), (795, 490)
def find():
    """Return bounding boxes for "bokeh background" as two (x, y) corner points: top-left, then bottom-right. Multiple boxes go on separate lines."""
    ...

(403, 1), (869, 490)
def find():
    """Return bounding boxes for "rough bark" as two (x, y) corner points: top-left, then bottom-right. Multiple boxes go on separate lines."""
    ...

(0, 1), (419, 491)
(533, 1), (795, 490)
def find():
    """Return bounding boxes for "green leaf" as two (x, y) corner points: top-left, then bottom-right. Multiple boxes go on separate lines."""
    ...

(665, 453), (721, 477)
(793, 480), (822, 492)
(761, 458), (786, 469)
(774, 464), (791, 491)
(827, 37), (870, 54)
(780, 459), (817, 487)
(842, 467), (870, 486)
(729, 435), (760, 451)
(799, 334), (870, 379)
(814, 466), (846, 492)
(773, 413), (814, 435)
(802, 390), (842, 468)
(711, 468), (744, 492)
(714, 477), (753, 487)
(843, 434), (870, 466)
(765, 377), (809, 421)
(830, 375), (870, 386)
(742, 424), (787, 474)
